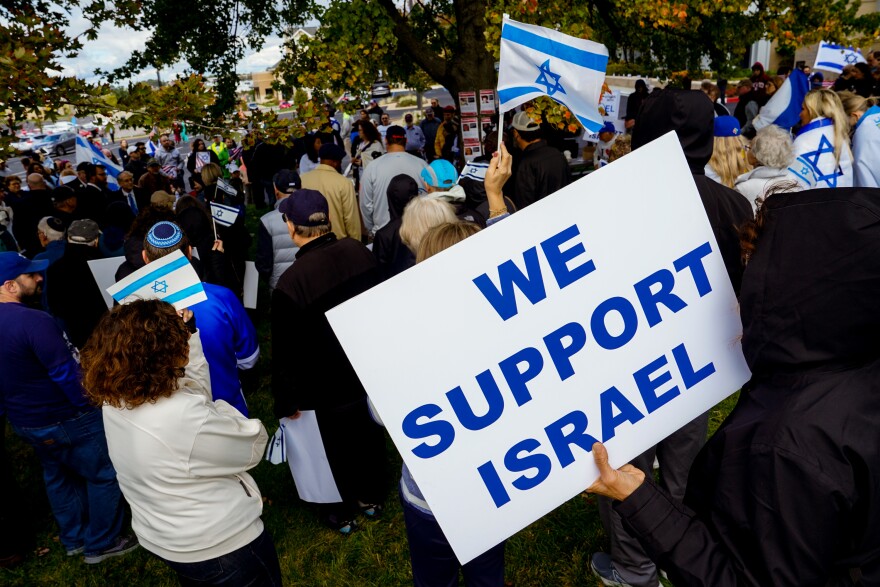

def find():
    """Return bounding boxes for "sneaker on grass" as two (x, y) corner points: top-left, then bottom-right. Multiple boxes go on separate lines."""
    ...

(84, 534), (139, 564)
(590, 552), (634, 587)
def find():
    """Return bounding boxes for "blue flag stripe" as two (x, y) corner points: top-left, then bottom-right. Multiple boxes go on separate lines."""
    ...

(798, 117), (835, 136)
(501, 24), (608, 71)
(113, 256), (191, 301)
(497, 86), (541, 104)
(816, 61), (844, 72)
(162, 283), (205, 306)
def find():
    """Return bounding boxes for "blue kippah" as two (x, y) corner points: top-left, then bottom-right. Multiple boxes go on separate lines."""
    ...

(147, 221), (183, 248)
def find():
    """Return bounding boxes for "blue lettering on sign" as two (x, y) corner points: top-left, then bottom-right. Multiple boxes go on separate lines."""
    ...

(473, 224), (596, 321)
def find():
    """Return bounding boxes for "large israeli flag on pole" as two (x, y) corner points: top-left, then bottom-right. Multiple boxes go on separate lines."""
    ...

(107, 249), (207, 310)
(75, 135), (122, 190)
(752, 68), (810, 131)
(498, 16), (609, 133)
(813, 41), (867, 73)
(853, 105), (880, 188)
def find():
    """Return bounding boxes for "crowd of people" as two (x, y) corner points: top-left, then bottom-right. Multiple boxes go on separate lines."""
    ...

(1, 53), (879, 586)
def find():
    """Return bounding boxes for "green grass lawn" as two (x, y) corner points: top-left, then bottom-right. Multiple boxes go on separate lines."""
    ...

(0, 207), (740, 586)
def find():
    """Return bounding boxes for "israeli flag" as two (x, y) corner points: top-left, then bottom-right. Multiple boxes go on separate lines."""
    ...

(813, 41), (866, 73)
(787, 118), (853, 189)
(498, 16), (608, 133)
(107, 249), (207, 310)
(75, 135), (122, 190)
(853, 105), (880, 188)
(752, 69), (810, 131)
(210, 201), (240, 227)
(145, 139), (157, 157)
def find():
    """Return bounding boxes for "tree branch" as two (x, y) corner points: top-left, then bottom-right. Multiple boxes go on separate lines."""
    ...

(375, 0), (450, 86)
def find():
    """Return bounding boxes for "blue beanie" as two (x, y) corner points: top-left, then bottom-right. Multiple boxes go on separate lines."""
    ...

(146, 221), (183, 248)
(713, 116), (741, 138)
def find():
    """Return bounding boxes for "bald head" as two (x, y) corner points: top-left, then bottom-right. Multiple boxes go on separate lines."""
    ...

(27, 173), (46, 190)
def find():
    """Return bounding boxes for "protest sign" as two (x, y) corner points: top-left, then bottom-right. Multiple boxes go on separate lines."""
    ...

(479, 90), (497, 115)
(327, 132), (751, 563)
(87, 257), (123, 309)
(459, 91), (478, 116)
(243, 261), (258, 309)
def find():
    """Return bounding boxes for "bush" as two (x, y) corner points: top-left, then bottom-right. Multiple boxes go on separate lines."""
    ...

(396, 95), (417, 107)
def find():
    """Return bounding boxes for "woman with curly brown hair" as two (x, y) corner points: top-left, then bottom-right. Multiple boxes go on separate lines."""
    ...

(81, 300), (282, 586)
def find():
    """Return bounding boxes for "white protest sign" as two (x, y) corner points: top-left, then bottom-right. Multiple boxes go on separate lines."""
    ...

(327, 132), (751, 564)
(88, 257), (124, 309)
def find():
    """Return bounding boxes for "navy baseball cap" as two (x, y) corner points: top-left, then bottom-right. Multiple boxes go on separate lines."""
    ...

(278, 189), (329, 227)
(273, 169), (301, 194)
(0, 252), (48, 283)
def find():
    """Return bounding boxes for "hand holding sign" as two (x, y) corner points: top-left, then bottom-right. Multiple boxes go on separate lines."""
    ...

(586, 442), (645, 502)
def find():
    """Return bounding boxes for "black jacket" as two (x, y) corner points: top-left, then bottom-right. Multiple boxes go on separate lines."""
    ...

(373, 174), (418, 281)
(616, 187), (880, 587)
(47, 244), (108, 349)
(271, 233), (379, 417)
(511, 139), (570, 210)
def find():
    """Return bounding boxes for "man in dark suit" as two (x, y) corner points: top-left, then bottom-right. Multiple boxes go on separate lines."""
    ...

(110, 171), (149, 216)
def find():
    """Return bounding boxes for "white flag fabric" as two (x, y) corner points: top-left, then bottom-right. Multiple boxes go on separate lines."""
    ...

(107, 249), (207, 310)
(752, 69), (810, 131)
(75, 136), (122, 190)
(145, 139), (157, 157)
(498, 17), (608, 133)
(813, 41), (867, 73)
(210, 201), (240, 227)
(788, 118), (853, 189)
(853, 105), (880, 188)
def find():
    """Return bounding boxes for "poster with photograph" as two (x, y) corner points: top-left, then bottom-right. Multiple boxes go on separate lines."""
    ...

(479, 90), (497, 114)
(459, 91), (478, 116)
(461, 117), (480, 142)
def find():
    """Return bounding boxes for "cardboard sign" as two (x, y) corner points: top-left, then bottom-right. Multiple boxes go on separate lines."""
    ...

(88, 257), (124, 309)
(327, 132), (751, 563)
(585, 90), (622, 143)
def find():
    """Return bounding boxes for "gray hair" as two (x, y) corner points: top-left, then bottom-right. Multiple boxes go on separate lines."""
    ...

(752, 125), (794, 169)
(399, 197), (457, 254)
(37, 217), (64, 242)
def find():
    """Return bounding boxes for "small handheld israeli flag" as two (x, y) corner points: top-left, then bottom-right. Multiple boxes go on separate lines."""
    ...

(498, 16), (609, 133)
(75, 135), (122, 190)
(752, 69), (810, 131)
(265, 425), (287, 464)
(107, 249), (207, 310)
(210, 201), (240, 227)
(145, 138), (157, 157)
(813, 41), (866, 73)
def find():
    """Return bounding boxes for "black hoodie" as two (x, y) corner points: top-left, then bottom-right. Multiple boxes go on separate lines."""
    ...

(616, 187), (880, 586)
(632, 89), (753, 294)
(373, 174), (419, 280)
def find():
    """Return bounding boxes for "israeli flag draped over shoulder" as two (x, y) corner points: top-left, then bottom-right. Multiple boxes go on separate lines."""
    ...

(813, 40), (867, 73)
(497, 16), (608, 133)
(752, 69), (810, 131)
(788, 118), (853, 189)
(853, 105), (880, 188)
(75, 135), (122, 190)
(106, 249), (207, 310)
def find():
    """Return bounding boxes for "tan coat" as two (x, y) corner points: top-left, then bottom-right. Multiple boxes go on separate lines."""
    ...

(300, 164), (362, 240)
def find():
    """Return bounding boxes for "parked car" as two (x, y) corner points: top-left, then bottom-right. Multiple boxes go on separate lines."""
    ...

(371, 79), (391, 99)
(12, 132), (77, 155)
(279, 100), (292, 109)
(247, 102), (260, 112)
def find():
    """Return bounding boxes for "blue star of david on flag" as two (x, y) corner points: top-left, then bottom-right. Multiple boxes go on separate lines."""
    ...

(844, 52), (858, 64)
(534, 60), (566, 97)
(152, 280), (168, 294)
(802, 135), (843, 188)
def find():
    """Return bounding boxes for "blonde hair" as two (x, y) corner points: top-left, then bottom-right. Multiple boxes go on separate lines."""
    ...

(399, 198), (457, 254)
(836, 91), (880, 118)
(708, 135), (751, 188)
(200, 162), (222, 186)
(802, 89), (851, 165)
(417, 222), (481, 263)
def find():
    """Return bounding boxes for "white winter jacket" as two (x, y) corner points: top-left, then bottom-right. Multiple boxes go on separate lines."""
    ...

(734, 166), (800, 212)
(102, 331), (269, 563)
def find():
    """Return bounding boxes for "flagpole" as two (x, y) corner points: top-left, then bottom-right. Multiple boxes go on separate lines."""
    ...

(212, 218), (218, 242)
(496, 13), (509, 156)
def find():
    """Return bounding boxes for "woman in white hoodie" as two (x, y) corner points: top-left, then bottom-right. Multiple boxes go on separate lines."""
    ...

(734, 124), (800, 211)
(81, 300), (281, 586)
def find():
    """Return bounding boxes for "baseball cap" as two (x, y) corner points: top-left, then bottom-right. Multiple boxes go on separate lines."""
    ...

(713, 116), (741, 138)
(443, 105), (456, 113)
(127, 145), (138, 154)
(0, 252), (48, 283)
(67, 219), (101, 244)
(385, 125), (407, 140)
(147, 158), (160, 167)
(420, 159), (459, 189)
(318, 143), (346, 161)
(512, 111), (540, 132)
(278, 189), (329, 226)
(273, 169), (301, 194)
(600, 121), (616, 134)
